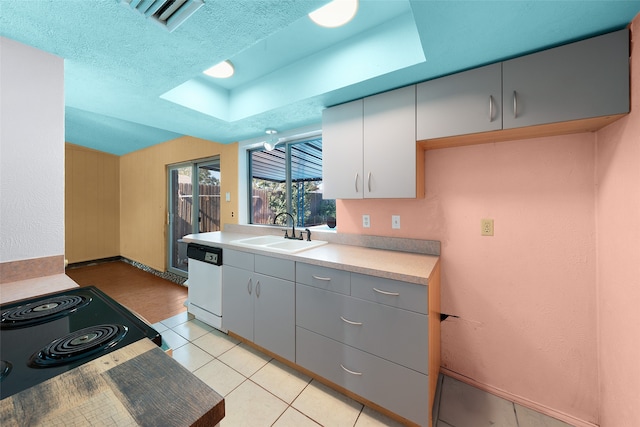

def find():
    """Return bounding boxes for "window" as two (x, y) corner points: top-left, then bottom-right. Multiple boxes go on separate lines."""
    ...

(249, 138), (335, 228)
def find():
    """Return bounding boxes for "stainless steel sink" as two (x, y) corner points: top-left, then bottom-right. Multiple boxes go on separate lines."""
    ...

(230, 235), (328, 254)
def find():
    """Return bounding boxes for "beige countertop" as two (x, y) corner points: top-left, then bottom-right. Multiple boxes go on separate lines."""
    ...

(0, 273), (80, 305)
(183, 230), (439, 285)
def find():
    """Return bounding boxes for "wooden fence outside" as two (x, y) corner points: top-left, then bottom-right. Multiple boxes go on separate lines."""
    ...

(172, 184), (329, 269)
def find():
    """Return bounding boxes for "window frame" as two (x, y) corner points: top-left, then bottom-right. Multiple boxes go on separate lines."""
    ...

(247, 136), (331, 227)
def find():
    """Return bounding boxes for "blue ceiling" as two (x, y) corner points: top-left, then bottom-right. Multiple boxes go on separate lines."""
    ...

(1, 0), (638, 155)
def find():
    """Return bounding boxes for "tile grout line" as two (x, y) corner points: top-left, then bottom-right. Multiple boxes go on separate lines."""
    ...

(162, 315), (385, 427)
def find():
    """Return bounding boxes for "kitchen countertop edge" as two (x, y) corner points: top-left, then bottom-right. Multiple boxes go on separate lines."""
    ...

(183, 231), (439, 285)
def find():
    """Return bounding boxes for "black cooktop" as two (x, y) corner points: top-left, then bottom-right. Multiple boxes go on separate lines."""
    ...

(0, 286), (161, 399)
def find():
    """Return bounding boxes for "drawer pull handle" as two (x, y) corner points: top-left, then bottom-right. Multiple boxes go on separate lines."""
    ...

(340, 316), (362, 326)
(312, 275), (331, 281)
(373, 287), (400, 296)
(340, 364), (362, 376)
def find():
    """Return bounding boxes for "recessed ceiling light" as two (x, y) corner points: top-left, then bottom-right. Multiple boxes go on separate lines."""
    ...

(203, 60), (234, 78)
(309, 0), (358, 28)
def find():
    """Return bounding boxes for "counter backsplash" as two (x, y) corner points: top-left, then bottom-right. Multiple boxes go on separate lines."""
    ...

(223, 224), (440, 256)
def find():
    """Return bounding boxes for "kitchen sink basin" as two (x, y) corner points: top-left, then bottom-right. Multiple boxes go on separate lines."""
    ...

(230, 235), (328, 254)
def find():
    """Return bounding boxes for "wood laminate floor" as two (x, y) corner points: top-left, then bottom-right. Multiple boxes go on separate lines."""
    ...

(66, 260), (187, 324)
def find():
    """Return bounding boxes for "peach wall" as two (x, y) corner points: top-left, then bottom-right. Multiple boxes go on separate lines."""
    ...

(338, 132), (599, 424)
(596, 15), (640, 427)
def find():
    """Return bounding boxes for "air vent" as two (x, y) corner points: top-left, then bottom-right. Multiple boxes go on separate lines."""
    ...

(121, 0), (204, 32)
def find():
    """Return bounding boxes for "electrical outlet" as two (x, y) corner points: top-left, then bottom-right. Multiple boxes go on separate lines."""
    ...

(362, 214), (370, 228)
(481, 219), (494, 236)
(392, 215), (401, 229)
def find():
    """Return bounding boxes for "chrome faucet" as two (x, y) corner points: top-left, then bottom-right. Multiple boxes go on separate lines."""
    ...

(273, 212), (302, 240)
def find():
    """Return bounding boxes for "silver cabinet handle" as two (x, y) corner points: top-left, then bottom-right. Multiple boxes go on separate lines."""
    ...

(340, 316), (363, 326)
(354, 173), (359, 193)
(312, 275), (331, 281)
(256, 280), (261, 298)
(247, 278), (252, 295)
(489, 95), (494, 122)
(513, 90), (518, 118)
(373, 287), (400, 296)
(367, 172), (371, 192)
(340, 364), (362, 376)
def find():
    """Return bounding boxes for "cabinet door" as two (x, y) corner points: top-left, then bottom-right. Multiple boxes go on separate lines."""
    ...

(322, 99), (364, 199)
(503, 28), (629, 129)
(222, 265), (254, 340)
(253, 273), (295, 361)
(417, 63), (502, 140)
(363, 85), (416, 198)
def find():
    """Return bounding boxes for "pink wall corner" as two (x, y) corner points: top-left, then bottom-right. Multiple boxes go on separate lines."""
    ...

(596, 14), (640, 427)
(339, 134), (600, 423)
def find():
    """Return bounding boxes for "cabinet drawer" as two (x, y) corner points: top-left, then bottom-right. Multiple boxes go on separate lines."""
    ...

(296, 263), (350, 295)
(255, 255), (295, 281)
(224, 249), (254, 270)
(296, 284), (428, 374)
(351, 273), (428, 314)
(296, 327), (429, 427)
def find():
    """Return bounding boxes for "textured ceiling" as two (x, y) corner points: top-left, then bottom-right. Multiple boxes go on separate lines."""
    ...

(1, 0), (639, 155)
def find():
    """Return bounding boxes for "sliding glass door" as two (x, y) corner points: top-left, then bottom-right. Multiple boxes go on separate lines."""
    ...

(168, 158), (220, 276)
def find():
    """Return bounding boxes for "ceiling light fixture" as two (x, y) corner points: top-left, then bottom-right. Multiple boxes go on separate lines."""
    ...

(309, 0), (359, 28)
(203, 60), (235, 78)
(263, 129), (282, 151)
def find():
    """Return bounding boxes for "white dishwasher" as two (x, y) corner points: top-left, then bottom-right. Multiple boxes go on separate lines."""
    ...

(186, 243), (225, 332)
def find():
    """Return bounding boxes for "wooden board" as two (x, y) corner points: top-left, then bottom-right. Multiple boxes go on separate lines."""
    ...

(0, 339), (224, 427)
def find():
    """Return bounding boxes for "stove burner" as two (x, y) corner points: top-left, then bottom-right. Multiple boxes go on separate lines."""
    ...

(29, 324), (128, 368)
(0, 360), (11, 381)
(1, 295), (91, 329)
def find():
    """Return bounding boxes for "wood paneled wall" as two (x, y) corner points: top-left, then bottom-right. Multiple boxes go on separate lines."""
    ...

(65, 144), (120, 263)
(119, 137), (238, 272)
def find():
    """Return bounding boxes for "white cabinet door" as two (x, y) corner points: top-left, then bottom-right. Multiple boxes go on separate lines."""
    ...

(417, 63), (502, 140)
(322, 99), (363, 199)
(503, 28), (629, 129)
(363, 85), (416, 198)
(253, 273), (295, 362)
(222, 265), (254, 340)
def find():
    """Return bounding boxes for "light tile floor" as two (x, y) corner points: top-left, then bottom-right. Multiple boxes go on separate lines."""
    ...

(153, 313), (573, 427)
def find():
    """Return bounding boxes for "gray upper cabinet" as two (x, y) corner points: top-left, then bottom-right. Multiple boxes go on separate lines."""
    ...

(363, 85), (417, 198)
(323, 86), (418, 199)
(417, 63), (502, 140)
(503, 28), (629, 129)
(322, 99), (363, 200)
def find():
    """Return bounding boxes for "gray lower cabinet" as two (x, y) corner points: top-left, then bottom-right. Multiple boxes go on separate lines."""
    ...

(295, 262), (433, 426)
(296, 283), (428, 374)
(297, 327), (429, 427)
(222, 250), (295, 362)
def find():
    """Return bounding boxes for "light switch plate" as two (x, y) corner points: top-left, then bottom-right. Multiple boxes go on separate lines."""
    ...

(392, 215), (400, 229)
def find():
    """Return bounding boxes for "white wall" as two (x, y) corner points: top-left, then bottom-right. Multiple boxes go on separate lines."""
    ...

(0, 37), (65, 262)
